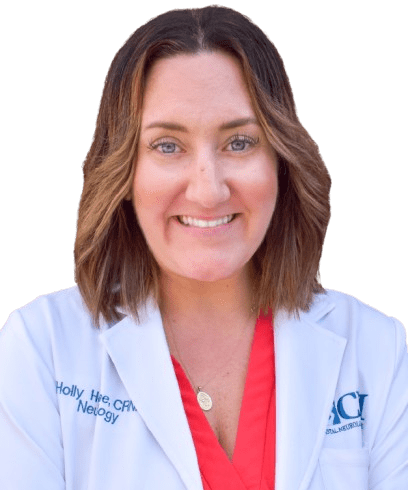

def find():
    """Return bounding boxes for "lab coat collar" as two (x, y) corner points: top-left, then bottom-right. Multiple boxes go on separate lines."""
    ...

(100, 293), (346, 490)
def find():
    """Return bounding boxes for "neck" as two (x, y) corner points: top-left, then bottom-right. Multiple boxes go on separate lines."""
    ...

(158, 264), (255, 334)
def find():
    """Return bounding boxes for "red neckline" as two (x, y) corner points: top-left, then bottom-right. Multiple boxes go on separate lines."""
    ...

(171, 310), (276, 489)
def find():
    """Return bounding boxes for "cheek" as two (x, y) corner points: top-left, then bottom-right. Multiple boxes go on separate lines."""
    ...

(133, 162), (173, 216)
(248, 161), (279, 214)
(133, 169), (157, 210)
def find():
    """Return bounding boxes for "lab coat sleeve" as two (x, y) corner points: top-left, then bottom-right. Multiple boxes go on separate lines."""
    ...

(0, 310), (65, 490)
(369, 318), (408, 489)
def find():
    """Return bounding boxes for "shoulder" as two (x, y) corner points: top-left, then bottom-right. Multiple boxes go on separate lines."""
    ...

(318, 288), (403, 331)
(2, 286), (94, 327)
(313, 289), (406, 367)
(6, 285), (88, 323)
(324, 288), (395, 317)
(0, 287), (97, 360)
(0, 287), (108, 403)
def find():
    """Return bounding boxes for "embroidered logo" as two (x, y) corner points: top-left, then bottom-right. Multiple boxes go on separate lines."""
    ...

(326, 391), (368, 435)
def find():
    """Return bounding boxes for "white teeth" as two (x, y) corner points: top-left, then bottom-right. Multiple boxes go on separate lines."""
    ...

(178, 214), (235, 228)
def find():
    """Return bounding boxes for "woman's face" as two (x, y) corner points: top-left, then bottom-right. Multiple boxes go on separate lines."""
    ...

(132, 51), (278, 283)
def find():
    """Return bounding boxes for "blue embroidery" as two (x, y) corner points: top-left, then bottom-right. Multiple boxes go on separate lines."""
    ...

(327, 390), (368, 435)
(56, 380), (137, 426)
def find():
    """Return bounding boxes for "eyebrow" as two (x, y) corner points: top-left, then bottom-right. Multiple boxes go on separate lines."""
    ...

(144, 117), (259, 132)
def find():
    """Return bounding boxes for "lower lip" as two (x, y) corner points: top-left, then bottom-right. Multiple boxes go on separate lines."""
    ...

(173, 214), (239, 236)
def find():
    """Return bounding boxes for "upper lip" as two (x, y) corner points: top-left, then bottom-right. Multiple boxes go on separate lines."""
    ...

(175, 214), (236, 220)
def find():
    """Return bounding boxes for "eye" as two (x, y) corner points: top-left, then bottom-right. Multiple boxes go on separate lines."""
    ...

(148, 139), (182, 154)
(225, 134), (259, 152)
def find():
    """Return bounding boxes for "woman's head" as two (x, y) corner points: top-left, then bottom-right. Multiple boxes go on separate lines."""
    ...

(75, 6), (331, 326)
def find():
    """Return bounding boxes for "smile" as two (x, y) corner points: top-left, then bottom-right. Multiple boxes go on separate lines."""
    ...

(177, 214), (236, 228)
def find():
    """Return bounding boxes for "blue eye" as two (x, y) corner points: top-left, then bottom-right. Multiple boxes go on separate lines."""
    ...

(226, 135), (259, 152)
(149, 140), (181, 154)
(230, 139), (247, 151)
(159, 142), (177, 154)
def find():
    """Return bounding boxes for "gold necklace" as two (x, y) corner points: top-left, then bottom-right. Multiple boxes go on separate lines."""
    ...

(165, 312), (255, 411)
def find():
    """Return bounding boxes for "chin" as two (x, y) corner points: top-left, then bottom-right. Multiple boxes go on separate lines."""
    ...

(176, 259), (248, 283)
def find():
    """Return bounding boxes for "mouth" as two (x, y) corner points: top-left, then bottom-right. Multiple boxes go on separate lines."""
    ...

(176, 214), (237, 228)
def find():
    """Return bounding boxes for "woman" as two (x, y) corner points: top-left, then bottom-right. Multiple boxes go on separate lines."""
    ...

(0, 6), (407, 490)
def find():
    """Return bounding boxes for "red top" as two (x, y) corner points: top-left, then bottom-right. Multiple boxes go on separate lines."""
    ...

(171, 310), (276, 490)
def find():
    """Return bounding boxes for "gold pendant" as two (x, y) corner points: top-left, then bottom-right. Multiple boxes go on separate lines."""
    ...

(197, 389), (212, 411)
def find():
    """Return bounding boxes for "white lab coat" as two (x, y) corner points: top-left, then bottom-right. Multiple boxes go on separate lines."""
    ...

(0, 286), (407, 490)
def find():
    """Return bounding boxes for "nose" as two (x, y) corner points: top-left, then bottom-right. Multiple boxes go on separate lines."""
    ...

(185, 153), (230, 208)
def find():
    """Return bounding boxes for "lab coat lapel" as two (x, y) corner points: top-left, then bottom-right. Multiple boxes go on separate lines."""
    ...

(274, 297), (347, 490)
(99, 300), (202, 490)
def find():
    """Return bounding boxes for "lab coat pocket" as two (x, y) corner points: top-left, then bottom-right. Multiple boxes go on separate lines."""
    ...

(319, 448), (369, 490)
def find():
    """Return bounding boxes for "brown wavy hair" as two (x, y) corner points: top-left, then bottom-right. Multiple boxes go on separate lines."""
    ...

(74, 6), (331, 327)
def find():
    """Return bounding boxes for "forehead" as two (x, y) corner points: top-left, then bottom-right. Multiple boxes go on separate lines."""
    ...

(141, 52), (256, 127)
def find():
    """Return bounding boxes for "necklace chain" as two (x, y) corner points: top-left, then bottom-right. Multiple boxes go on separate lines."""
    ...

(165, 311), (255, 411)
